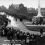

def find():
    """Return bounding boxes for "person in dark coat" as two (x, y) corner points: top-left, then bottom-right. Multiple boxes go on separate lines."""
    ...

(7, 28), (13, 40)
(40, 17), (43, 25)
(40, 29), (43, 37)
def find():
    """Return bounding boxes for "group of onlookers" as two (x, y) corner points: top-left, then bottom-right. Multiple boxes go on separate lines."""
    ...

(32, 17), (44, 25)
(0, 27), (45, 45)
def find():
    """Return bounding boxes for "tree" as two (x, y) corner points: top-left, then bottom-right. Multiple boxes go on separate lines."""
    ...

(8, 4), (17, 15)
(18, 3), (28, 14)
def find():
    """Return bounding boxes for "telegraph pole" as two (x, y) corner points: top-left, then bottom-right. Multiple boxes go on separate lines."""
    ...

(37, 0), (42, 17)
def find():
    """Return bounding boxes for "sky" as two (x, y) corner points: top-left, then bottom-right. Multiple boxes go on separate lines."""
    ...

(0, 0), (45, 9)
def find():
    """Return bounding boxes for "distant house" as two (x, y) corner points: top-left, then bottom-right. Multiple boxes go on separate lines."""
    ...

(41, 8), (45, 16)
(36, 8), (45, 16)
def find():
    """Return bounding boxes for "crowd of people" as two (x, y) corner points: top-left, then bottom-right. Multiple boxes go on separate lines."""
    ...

(32, 17), (44, 25)
(0, 27), (45, 45)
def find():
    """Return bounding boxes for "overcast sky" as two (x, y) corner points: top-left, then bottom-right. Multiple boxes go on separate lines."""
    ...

(0, 0), (45, 8)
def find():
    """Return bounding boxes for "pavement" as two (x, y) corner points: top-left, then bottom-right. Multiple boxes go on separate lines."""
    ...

(7, 17), (41, 35)
(15, 20), (40, 35)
